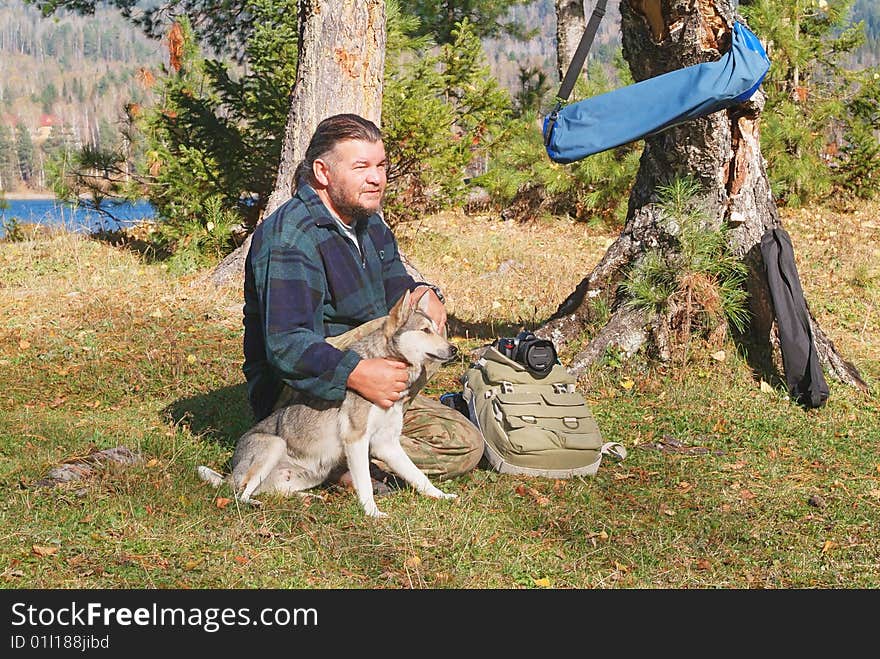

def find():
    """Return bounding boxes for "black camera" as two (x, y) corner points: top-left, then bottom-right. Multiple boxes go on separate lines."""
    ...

(495, 331), (558, 376)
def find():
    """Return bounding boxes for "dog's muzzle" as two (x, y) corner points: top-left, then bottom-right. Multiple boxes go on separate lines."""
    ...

(432, 343), (458, 364)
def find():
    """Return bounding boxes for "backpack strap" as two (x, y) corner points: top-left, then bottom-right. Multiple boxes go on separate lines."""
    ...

(601, 442), (628, 461)
(544, 0), (608, 146)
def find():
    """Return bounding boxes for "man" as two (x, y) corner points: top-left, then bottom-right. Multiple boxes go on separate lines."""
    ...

(242, 113), (483, 484)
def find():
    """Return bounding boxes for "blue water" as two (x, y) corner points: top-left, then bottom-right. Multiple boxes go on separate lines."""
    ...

(0, 198), (157, 238)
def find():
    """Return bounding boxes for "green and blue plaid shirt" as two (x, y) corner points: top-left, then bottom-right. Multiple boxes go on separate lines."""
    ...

(243, 184), (430, 420)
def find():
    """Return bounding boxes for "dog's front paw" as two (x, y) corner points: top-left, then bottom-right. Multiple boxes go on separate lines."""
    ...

(424, 486), (457, 500)
(361, 499), (388, 518)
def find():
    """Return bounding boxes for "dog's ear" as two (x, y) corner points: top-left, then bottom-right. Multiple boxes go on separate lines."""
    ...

(385, 290), (412, 337)
(417, 289), (432, 314)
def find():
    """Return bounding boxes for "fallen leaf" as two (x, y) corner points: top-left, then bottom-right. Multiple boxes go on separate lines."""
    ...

(760, 380), (774, 394)
(597, 530), (609, 541)
(739, 489), (756, 500)
(233, 555), (250, 565)
(215, 497), (232, 509)
(612, 562), (629, 573)
(32, 545), (59, 557)
(867, 490), (880, 499)
(434, 572), (452, 585)
(491, 300), (502, 309)
(149, 309), (163, 319)
(515, 485), (550, 506)
(695, 558), (712, 570)
(619, 378), (635, 391)
(711, 350), (726, 362)
(441, 255), (454, 264)
(533, 577), (551, 588)
(404, 556), (422, 569)
(821, 540), (838, 555)
(186, 354), (197, 364)
(19, 339), (31, 350)
(145, 458), (160, 468)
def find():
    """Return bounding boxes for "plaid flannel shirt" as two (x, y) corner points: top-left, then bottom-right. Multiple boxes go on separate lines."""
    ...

(242, 184), (433, 420)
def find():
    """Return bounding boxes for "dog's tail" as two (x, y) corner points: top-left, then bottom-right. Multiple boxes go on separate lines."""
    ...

(197, 465), (225, 487)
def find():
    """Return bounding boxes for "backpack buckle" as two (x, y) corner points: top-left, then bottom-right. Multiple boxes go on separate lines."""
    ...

(552, 383), (568, 394)
(500, 381), (514, 394)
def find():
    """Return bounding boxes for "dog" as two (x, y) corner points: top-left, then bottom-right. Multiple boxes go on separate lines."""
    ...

(197, 290), (458, 518)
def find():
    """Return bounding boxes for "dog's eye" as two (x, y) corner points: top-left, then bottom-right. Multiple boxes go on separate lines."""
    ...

(422, 327), (432, 334)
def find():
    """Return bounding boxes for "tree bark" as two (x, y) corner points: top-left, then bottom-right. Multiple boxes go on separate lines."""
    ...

(539, 0), (866, 392)
(210, 0), (387, 286)
(555, 0), (587, 83)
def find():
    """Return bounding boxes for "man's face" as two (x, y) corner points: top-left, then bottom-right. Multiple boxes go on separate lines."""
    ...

(318, 138), (387, 224)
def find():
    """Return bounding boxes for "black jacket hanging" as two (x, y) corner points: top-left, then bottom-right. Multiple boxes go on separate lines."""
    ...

(760, 228), (829, 408)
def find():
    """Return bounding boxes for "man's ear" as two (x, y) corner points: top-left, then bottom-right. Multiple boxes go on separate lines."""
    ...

(312, 158), (331, 187)
(384, 290), (412, 337)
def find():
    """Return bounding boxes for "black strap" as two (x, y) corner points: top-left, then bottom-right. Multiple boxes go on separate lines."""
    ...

(544, 0), (608, 146)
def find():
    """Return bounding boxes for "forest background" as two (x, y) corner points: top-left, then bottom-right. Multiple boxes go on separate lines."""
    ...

(1, 0), (878, 231)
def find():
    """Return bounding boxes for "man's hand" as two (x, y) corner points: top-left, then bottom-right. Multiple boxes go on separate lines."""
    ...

(411, 286), (446, 335)
(347, 357), (409, 409)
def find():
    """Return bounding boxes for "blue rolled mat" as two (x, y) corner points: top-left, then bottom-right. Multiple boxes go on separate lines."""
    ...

(544, 22), (770, 164)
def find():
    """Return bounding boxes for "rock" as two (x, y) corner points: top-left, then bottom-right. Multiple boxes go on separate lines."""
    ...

(33, 446), (142, 488)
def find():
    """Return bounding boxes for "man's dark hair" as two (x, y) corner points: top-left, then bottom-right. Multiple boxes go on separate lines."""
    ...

(295, 113), (383, 186)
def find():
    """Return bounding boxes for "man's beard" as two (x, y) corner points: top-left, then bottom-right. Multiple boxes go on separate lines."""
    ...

(328, 187), (382, 223)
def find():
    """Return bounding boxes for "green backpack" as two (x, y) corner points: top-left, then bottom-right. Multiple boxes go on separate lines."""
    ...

(462, 347), (626, 478)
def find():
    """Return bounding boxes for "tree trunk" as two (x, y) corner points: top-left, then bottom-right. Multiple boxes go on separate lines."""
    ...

(210, 0), (387, 286)
(555, 0), (587, 83)
(539, 0), (866, 392)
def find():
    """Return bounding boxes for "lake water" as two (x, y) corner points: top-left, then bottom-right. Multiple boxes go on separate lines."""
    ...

(0, 198), (157, 238)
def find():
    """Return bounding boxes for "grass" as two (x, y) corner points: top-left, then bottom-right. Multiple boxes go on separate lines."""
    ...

(0, 202), (878, 589)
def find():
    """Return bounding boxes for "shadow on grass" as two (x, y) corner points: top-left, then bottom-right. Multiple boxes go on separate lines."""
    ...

(446, 314), (537, 342)
(161, 383), (253, 449)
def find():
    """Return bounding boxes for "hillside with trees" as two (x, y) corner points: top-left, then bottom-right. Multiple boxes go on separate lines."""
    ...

(0, 0), (163, 192)
(2, 0), (877, 217)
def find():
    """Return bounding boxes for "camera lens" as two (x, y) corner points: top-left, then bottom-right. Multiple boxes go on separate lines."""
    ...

(495, 333), (557, 375)
(520, 341), (556, 375)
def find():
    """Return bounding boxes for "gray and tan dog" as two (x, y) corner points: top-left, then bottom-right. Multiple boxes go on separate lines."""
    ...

(197, 290), (458, 518)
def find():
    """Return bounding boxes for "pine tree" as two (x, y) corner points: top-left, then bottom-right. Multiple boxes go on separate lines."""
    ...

(740, 0), (879, 204)
(15, 125), (34, 183)
(0, 123), (17, 190)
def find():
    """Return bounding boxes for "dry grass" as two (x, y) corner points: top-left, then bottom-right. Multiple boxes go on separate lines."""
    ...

(1, 200), (878, 590)
(396, 211), (612, 339)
